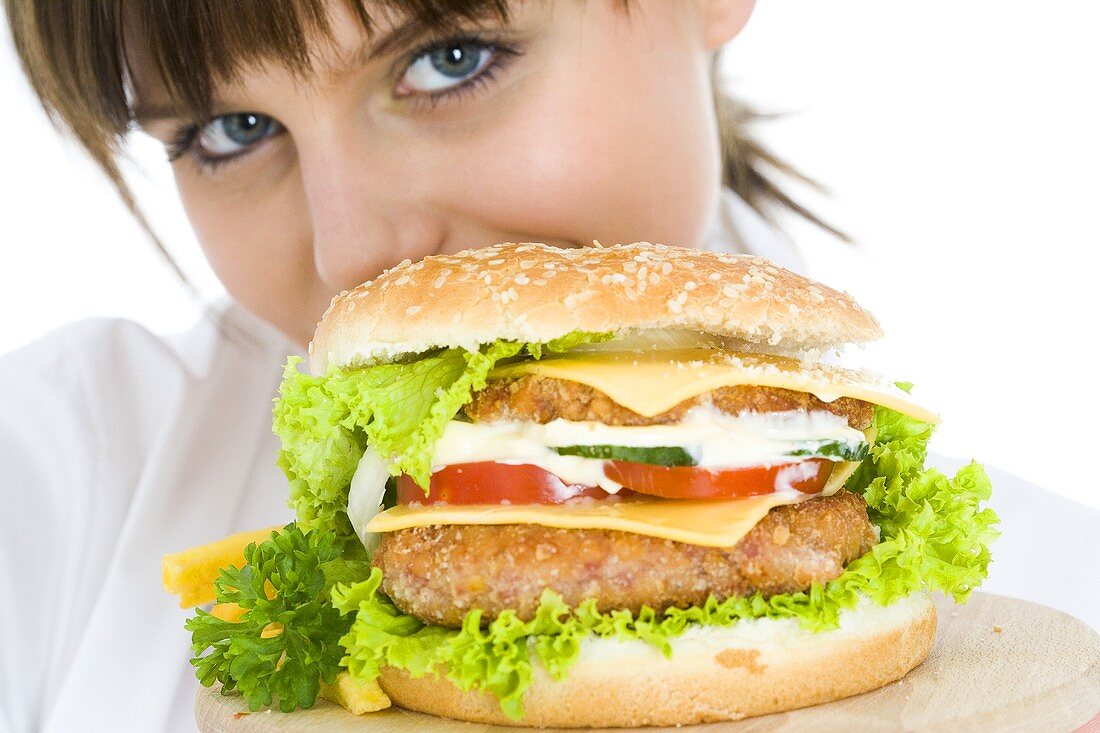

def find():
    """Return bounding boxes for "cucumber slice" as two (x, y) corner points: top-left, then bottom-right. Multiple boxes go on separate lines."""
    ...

(554, 444), (697, 467)
(554, 439), (869, 467)
(786, 439), (870, 462)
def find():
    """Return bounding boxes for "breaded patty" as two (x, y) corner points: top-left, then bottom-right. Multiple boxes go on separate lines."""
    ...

(464, 375), (873, 430)
(373, 490), (877, 628)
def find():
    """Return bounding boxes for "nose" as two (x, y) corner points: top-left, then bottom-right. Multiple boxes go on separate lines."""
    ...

(296, 126), (447, 293)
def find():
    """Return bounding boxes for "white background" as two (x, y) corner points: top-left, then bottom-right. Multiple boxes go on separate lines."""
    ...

(2, 2), (1097, 509)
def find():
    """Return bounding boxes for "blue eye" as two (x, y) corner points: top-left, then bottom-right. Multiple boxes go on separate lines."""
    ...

(400, 42), (495, 94)
(195, 113), (280, 158)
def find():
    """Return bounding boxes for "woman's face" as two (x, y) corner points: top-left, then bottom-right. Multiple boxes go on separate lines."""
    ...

(135, 1), (752, 347)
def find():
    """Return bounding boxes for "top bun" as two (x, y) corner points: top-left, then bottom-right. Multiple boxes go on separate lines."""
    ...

(309, 242), (882, 373)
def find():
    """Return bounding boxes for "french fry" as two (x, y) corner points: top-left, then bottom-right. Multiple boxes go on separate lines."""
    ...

(321, 673), (392, 714)
(162, 526), (282, 607)
(210, 602), (247, 623)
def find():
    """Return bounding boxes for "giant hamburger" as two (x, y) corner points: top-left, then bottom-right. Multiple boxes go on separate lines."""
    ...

(180, 242), (997, 726)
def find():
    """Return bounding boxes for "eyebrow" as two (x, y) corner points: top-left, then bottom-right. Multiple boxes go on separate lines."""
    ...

(308, 14), (435, 87)
(365, 15), (437, 61)
(337, 13), (500, 77)
(133, 103), (189, 126)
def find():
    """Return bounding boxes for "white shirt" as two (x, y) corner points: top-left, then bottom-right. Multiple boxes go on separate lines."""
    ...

(0, 303), (298, 733)
(1, 196), (1096, 733)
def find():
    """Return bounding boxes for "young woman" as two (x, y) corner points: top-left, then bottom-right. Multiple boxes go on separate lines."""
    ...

(1, 2), (1094, 732)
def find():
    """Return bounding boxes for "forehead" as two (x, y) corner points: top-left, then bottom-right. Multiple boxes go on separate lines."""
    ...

(125, 0), (512, 119)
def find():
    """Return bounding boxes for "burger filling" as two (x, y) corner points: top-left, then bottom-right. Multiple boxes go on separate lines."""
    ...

(348, 377), (882, 627)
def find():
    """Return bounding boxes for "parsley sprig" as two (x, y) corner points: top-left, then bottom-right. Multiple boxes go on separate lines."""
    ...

(185, 524), (355, 712)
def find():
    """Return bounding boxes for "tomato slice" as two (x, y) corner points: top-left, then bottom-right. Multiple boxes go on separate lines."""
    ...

(604, 458), (830, 500)
(396, 462), (618, 506)
(398, 459), (831, 505)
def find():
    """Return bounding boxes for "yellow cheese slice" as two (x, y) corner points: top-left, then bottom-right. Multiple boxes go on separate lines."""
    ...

(492, 348), (939, 424)
(367, 492), (809, 548)
(823, 461), (861, 495)
(820, 426), (876, 495)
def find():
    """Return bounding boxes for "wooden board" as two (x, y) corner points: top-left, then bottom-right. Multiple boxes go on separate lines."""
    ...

(196, 593), (1100, 732)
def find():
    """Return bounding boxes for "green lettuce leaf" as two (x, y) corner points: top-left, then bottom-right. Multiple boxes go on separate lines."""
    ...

(332, 569), (587, 720)
(272, 332), (612, 544)
(334, 405), (999, 719)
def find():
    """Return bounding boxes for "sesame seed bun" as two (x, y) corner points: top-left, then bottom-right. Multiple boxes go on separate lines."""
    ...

(377, 592), (936, 728)
(308, 242), (881, 373)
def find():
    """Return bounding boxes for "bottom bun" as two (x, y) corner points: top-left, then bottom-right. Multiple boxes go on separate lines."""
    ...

(378, 592), (937, 728)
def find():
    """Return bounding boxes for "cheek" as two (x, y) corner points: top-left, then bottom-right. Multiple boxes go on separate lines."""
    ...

(173, 167), (323, 344)
(453, 26), (720, 247)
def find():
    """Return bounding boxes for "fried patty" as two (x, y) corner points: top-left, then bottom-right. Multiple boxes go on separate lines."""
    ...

(464, 375), (872, 430)
(373, 490), (877, 627)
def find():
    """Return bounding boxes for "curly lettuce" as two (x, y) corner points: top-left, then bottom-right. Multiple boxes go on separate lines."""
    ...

(332, 405), (999, 719)
(272, 333), (611, 545)
(332, 569), (587, 720)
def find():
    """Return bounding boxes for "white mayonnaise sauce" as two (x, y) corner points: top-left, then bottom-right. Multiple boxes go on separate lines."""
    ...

(427, 406), (864, 493)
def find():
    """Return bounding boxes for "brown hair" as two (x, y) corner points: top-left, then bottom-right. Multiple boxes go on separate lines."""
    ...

(5, 0), (841, 290)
